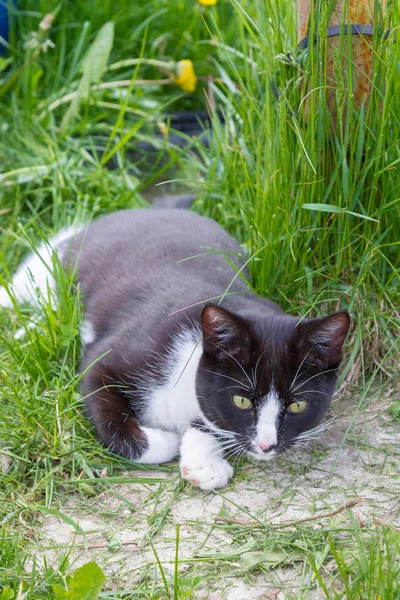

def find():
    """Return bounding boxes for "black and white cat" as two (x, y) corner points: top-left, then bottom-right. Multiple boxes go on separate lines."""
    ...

(0, 209), (350, 490)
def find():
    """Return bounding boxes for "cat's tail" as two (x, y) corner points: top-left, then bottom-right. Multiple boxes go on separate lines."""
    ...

(0, 226), (80, 308)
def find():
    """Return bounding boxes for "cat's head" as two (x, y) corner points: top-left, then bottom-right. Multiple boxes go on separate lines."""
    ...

(196, 305), (350, 460)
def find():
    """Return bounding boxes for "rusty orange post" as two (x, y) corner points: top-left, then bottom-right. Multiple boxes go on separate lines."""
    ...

(298, 0), (387, 131)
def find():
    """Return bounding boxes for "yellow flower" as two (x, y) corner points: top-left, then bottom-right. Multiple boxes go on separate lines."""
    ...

(198, 0), (217, 5)
(174, 60), (197, 93)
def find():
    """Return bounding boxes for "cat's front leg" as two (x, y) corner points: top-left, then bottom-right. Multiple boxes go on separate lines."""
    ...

(180, 427), (233, 490)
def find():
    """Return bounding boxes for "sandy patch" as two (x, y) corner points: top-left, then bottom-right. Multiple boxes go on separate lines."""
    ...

(32, 398), (400, 597)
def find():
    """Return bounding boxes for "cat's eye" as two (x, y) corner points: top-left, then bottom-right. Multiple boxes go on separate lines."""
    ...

(288, 401), (308, 414)
(232, 395), (252, 410)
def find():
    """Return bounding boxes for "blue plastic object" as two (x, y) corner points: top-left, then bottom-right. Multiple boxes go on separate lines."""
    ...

(0, 1), (16, 56)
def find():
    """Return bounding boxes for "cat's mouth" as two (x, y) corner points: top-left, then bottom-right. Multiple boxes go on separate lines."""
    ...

(246, 446), (278, 462)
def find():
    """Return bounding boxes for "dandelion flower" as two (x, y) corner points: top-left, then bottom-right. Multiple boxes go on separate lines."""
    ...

(174, 60), (197, 93)
(198, 0), (217, 5)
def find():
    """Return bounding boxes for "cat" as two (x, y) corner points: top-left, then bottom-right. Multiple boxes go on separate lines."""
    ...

(0, 208), (350, 490)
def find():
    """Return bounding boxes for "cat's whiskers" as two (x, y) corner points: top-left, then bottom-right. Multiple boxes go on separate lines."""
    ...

(208, 446), (235, 461)
(297, 428), (332, 441)
(293, 437), (313, 447)
(229, 445), (244, 462)
(303, 415), (336, 432)
(200, 368), (251, 391)
(218, 347), (254, 391)
(214, 437), (241, 449)
(251, 349), (267, 390)
(292, 389), (331, 398)
(206, 432), (247, 458)
(225, 446), (247, 463)
(289, 344), (315, 391)
(296, 417), (336, 441)
(293, 440), (312, 452)
(216, 384), (252, 395)
(291, 368), (338, 394)
(196, 423), (238, 441)
(285, 448), (301, 465)
(238, 447), (248, 464)
(294, 438), (320, 447)
(296, 432), (327, 442)
(213, 440), (241, 454)
(214, 440), (246, 461)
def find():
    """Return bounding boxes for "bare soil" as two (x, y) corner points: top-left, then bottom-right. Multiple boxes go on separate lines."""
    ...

(32, 394), (400, 598)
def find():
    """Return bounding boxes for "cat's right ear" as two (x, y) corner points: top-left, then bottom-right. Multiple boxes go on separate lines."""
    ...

(201, 305), (252, 363)
(296, 311), (350, 368)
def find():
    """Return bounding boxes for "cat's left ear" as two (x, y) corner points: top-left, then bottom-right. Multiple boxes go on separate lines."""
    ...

(201, 305), (252, 363)
(297, 311), (350, 368)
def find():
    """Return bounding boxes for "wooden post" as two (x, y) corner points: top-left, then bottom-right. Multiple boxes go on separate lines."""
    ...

(298, 0), (387, 131)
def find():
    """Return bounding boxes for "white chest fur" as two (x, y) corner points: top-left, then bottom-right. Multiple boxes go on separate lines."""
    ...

(139, 329), (203, 435)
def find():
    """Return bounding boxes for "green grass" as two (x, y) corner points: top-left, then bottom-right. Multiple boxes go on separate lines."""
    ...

(0, 0), (399, 598)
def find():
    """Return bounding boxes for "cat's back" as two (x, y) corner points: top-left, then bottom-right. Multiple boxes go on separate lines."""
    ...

(64, 208), (248, 321)
(73, 208), (241, 261)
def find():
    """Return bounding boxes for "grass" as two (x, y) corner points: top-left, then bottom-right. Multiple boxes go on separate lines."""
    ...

(0, 0), (399, 598)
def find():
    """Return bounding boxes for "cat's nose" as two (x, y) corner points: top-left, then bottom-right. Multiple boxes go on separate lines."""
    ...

(258, 442), (277, 453)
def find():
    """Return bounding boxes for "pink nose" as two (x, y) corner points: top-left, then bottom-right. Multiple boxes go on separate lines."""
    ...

(258, 442), (270, 451)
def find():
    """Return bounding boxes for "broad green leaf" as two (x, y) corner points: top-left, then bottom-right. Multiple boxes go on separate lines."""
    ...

(60, 21), (114, 132)
(0, 589), (15, 600)
(52, 584), (68, 600)
(83, 22), (115, 86)
(52, 562), (105, 599)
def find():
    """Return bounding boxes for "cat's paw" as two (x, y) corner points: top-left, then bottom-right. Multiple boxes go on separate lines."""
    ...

(180, 456), (233, 490)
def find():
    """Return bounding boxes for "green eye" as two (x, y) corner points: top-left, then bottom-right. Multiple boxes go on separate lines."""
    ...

(232, 395), (252, 410)
(288, 401), (308, 414)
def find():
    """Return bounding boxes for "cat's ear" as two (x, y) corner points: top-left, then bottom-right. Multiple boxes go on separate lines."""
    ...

(297, 311), (350, 368)
(201, 305), (252, 362)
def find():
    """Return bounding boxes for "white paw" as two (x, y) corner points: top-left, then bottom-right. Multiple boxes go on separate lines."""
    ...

(180, 455), (233, 490)
(135, 428), (180, 464)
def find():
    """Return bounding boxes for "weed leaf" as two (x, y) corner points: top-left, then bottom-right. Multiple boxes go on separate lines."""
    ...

(0, 590), (15, 600)
(60, 21), (114, 132)
(52, 562), (105, 599)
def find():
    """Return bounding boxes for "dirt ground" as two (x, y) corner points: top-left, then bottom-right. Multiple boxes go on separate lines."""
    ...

(33, 394), (400, 598)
